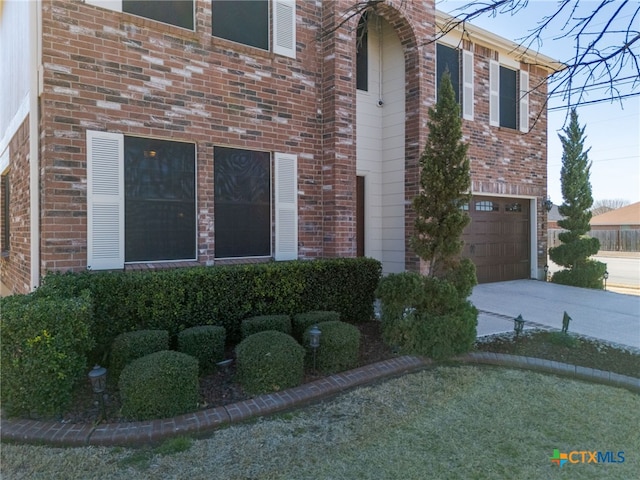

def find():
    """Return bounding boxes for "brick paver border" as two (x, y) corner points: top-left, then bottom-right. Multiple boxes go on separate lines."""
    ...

(1, 354), (637, 447)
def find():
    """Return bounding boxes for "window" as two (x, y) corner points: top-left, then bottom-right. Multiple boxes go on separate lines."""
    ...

(1, 173), (9, 254)
(124, 137), (196, 262)
(85, 0), (194, 30)
(436, 44), (474, 120)
(490, 60), (529, 131)
(475, 200), (499, 212)
(213, 147), (298, 260)
(214, 147), (271, 258)
(87, 131), (196, 269)
(356, 13), (369, 91)
(212, 0), (296, 58)
(505, 202), (523, 212)
(436, 44), (460, 103)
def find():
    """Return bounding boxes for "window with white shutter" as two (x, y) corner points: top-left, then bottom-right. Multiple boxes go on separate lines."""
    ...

(274, 152), (298, 261)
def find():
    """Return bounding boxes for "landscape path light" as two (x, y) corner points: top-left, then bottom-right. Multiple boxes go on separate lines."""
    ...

(513, 314), (525, 338)
(603, 270), (609, 291)
(309, 324), (322, 373)
(88, 365), (107, 419)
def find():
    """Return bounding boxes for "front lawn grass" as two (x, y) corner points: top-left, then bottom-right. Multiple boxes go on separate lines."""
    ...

(2, 366), (638, 479)
(476, 329), (640, 377)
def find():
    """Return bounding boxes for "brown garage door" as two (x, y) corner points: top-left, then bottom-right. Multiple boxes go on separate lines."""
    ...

(462, 196), (530, 283)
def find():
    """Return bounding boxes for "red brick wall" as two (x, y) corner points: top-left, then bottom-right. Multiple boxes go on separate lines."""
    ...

(0, 117), (31, 294)
(28, 0), (549, 283)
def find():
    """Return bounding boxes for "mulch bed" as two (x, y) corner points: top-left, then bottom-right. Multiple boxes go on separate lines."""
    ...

(62, 321), (394, 425)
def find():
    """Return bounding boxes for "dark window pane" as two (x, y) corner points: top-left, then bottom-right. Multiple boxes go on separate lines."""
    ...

(476, 201), (499, 212)
(437, 43), (460, 103)
(500, 66), (517, 129)
(214, 147), (271, 258)
(212, 0), (269, 50)
(124, 137), (196, 262)
(505, 202), (522, 212)
(356, 14), (368, 91)
(123, 1), (194, 30)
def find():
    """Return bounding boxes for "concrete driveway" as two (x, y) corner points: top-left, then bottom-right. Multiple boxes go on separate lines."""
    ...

(471, 280), (640, 351)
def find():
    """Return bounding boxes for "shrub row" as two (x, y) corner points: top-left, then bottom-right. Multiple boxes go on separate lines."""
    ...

(40, 258), (381, 359)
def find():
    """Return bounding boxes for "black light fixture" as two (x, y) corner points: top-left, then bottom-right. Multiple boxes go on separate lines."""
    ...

(514, 314), (525, 337)
(603, 270), (609, 291)
(88, 364), (107, 419)
(309, 325), (322, 373)
(544, 197), (554, 212)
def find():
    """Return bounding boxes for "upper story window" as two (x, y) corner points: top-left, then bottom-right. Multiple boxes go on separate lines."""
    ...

(356, 13), (369, 91)
(436, 43), (474, 120)
(86, 0), (194, 30)
(212, 0), (297, 58)
(490, 60), (530, 132)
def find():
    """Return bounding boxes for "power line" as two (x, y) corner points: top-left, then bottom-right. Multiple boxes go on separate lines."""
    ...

(547, 92), (640, 111)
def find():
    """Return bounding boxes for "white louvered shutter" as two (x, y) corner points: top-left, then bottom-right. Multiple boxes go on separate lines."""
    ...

(83, 0), (123, 12)
(274, 152), (298, 261)
(87, 130), (124, 270)
(519, 70), (530, 133)
(489, 60), (500, 127)
(462, 50), (474, 120)
(273, 0), (296, 59)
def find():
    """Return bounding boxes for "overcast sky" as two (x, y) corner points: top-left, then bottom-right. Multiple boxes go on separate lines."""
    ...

(437, 0), (640, 205)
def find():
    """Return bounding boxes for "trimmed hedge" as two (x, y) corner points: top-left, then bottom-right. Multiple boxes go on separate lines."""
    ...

(235, 331), (305, 395)
(376, 272), (478, 360)
(119, 350), (199, 421)
(0, 292), (94, 418)
(177, 325), (226, 374)
(292, 310), (341, 343)
(241, 314), (292, 339)
(109, 330), (169, 384)
(40, 258), (381, 359)
(304, 321), (360, 374)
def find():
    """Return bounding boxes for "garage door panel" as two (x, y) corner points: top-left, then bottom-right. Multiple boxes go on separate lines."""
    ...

(462, 196), (530, 283)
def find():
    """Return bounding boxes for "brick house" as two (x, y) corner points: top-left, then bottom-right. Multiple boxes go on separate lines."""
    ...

(0, 0), (559, 295)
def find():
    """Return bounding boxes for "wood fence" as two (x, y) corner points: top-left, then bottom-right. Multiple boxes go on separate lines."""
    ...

(548, 229), (640, 252)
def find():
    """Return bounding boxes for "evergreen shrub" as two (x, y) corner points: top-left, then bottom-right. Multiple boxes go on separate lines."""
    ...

(110, 329), (169, 384)
(119, 350), (199, 421)
(177, 325), (226, 374)
(292, 311), (340, 343)
(241, 314), (292, 339)
(303, 321), (360, 374)
(235, 331), (305, 395)
(0, 292), (94, 417)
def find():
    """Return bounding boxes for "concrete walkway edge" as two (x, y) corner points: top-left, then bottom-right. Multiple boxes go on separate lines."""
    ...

(1, 354), (638, 447)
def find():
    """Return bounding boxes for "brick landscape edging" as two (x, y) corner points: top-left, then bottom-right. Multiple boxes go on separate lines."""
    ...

(1, 354), (637, 447)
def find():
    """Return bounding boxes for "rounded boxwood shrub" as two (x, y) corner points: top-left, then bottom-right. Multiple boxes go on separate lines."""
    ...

(235, 331), (305, 395)
(110, 329), (169, 384)
(304, 321), (360, 374)
(241, 314), (292, 339)
(119, 350), (199, 421)
(292, 311), (340, 343)
(177, 325), (226, 374)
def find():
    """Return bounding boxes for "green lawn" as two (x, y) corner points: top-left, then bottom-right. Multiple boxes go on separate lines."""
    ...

(2, 366), (638, 479)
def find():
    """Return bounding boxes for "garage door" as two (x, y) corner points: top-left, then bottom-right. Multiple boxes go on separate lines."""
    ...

(462, 196), (530, 283)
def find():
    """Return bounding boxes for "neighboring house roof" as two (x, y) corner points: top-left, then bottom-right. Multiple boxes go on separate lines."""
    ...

(591, 202), (640, 227)
(548, 204), (563, 223)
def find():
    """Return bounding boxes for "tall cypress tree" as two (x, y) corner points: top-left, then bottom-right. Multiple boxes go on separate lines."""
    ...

(411, 71), (471, 279)
(549, 109), (605, 288)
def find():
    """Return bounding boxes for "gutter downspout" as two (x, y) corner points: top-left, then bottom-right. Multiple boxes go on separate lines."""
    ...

(29, 0), (40, 290)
